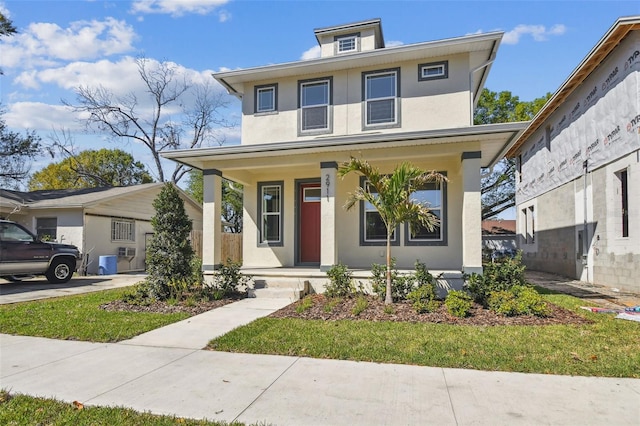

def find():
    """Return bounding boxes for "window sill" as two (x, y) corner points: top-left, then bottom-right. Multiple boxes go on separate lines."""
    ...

(255, 110), (278, 116)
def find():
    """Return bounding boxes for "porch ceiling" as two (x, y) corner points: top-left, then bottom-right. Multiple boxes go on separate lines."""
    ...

(162, 122), (526, 184)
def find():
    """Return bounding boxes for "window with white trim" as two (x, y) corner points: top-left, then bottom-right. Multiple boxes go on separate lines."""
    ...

(255, 84), (277, 113)
(299, 79), (331, 132)
(363, 69), (399, 127)
(418, 61), (448, 81)
(36, 217), (57, 241)
(360, 178), (398, 245)
(336, 35), (358, 53)
(112, 219), (135, 242)
(406, 180), (446, 244)
(258, 182), (283, 245)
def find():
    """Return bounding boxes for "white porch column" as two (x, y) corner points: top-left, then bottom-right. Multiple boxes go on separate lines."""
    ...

(202, 169), (223, 275)
(461, 152), (483, 275)
(320, 161), (338, 271)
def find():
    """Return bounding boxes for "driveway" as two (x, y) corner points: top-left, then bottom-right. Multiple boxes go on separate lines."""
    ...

(0, 274), (145, 304)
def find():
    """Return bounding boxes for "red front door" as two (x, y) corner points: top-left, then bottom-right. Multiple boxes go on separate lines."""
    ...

(299, 183), (321, 263)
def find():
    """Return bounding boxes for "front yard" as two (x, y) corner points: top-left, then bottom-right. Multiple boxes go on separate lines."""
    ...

(1, 284), (638, 378)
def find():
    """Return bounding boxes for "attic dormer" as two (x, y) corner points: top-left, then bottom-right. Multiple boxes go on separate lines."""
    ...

(313, 18), (385, 58)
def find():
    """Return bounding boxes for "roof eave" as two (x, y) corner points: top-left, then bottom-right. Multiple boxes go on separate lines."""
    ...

(213, 31), (504, 94)
(505, 15), (640, 157)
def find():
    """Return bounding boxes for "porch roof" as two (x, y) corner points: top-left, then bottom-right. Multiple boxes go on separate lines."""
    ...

(162, 122), (526, 184)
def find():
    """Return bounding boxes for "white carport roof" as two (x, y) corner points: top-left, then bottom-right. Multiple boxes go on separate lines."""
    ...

(162, 122), (527, 185)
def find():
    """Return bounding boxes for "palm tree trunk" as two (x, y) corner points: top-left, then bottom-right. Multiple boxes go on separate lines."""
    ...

(385, 231), (393, 305)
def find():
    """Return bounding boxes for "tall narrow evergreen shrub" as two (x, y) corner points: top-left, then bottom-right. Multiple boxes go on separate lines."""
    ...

(146, 183), (194, 300)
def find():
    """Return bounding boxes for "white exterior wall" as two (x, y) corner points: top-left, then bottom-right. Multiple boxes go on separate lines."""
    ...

(15, 209), (84, 250)
(241, 54), (471, 145)
(515, 32), (640, 292)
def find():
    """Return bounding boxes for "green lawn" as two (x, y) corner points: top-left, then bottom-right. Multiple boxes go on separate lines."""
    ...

(0, 390), (247, 426)
(208, 293), (640, 378)
(0, 288), (189, 342)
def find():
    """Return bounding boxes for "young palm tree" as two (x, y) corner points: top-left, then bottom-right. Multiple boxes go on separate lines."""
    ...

(339, 157), (446, 304)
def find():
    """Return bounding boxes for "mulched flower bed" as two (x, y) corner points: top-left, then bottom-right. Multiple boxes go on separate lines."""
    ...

(268, 294), (592, 326)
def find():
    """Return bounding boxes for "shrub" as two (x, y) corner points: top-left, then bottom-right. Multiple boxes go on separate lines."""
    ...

(465, 251), (527, 305)
(205, 259), (253, 298)
(146, 183), (195, 300)
(488, 285), (550, 317)
(407, 283), (440, 314)
(371, 259), (417, 302)
(445, 290), (473, 318)
(351, 296), (369, 316)
(295, 296), (314, 313)
(325, 263), (355, 297)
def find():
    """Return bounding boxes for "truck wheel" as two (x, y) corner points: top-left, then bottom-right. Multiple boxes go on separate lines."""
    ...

(45, 258), (75, 284)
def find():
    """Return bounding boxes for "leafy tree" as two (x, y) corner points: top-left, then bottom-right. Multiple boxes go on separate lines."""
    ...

(0, 11), (16, 37)
(0, 11), (17, 75)
(28, 148), (153, 190)
(146, 183), (194, 300)
(0, 111), (41, 188)
(474, 89), (552, 219)
(65, 57), (233, 184)
(185, 169), (243, 233)
(339, 158), (445, 304)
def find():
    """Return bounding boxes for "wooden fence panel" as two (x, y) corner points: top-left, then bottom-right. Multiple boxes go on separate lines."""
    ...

(189, 231), (242, 264)
(222, 233), (242, 263)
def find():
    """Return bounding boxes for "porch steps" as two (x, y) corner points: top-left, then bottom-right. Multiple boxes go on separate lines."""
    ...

(248, 277), (313, 302)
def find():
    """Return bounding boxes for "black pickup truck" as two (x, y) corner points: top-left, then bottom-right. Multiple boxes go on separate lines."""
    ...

(0, 220), (81, 284)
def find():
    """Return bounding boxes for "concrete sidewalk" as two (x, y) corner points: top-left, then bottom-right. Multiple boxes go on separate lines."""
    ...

(1, 333), (639, 425)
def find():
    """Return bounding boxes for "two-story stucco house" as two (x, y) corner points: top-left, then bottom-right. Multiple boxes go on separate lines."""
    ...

(504, 16), (640, 294)
(164, 19), (526, 291)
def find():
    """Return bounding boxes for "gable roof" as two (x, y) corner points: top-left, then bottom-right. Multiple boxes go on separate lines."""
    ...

(505, 15), (640, 157)
(0, 183), (202, 212)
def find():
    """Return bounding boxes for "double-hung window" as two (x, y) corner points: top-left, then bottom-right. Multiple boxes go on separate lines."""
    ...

(112, 219), (135, 242)
(258, 181), (283, 245)
(363, 68), (399, 128)
(299, 78), (331, 133)
(255, 84), (277, 113)
(405, 179), (447, 245)
(360, 177), (399, 246)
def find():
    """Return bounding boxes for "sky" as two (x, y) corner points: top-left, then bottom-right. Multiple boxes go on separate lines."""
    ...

(1, 0), (639, 189)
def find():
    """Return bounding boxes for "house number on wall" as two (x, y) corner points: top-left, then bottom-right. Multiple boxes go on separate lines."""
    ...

(325, 173), (330, 201)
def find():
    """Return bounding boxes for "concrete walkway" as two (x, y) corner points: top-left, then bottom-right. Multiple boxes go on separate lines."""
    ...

(1, 332), (639, 425)
(1, 275), (640, 425)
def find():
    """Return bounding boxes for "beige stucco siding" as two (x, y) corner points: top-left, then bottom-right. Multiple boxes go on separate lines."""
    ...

(240, 154), (467, 270)
(241, 54), (472, 145)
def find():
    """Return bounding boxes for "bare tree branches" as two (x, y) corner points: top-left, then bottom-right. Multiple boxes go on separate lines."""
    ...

(64, 57), (233, 183)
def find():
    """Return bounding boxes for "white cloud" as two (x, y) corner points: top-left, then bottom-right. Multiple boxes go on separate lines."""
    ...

(218, 9), (231, 22)
(0, 1), (10, 17)
(4, 102), (84, 132)
(131, 0), (230, 17)
(0, 18), (137, 70)
(300, 45), (321, 60)
(502, 24), (567, 45)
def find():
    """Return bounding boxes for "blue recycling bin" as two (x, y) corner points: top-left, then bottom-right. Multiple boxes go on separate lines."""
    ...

(98, 255), (117, 275)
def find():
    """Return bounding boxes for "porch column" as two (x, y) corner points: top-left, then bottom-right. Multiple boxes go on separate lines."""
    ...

(320, 162), (338, 271)
(461, 152), (483, 275)
(202, 169), (223, 275)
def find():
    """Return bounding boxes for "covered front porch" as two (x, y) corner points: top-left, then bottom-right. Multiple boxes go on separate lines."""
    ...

(162, 123), (526, 289)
